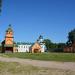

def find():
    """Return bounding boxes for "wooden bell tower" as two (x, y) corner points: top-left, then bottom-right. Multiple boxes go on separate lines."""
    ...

(4, 24), (14, 52)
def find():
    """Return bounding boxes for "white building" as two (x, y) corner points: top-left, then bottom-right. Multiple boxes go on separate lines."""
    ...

(17, 42), (32, 52)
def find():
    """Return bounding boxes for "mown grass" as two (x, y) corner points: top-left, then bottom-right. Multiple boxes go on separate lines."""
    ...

(0, 52), (75, 62)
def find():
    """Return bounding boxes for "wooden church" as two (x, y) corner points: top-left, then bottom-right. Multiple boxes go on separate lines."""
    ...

(1, 25), (17, 53)
(30, 35), (46, 53)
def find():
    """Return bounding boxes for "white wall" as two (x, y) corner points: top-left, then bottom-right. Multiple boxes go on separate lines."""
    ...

(41, 44), (46, 52)
(17, 45), (31, 52)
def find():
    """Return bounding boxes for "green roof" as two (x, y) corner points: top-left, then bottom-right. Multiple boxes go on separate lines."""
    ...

(16, 42), (34, 45)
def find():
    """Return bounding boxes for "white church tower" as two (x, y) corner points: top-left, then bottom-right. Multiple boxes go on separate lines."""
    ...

(37, 35), (46, 52)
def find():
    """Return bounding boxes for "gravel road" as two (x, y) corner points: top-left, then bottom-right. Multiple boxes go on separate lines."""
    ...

(0, 56), (75, 71)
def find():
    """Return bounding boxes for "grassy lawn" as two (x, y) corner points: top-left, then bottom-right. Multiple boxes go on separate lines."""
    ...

(0, 52), (75, 62)
(0, 61), (75, 75)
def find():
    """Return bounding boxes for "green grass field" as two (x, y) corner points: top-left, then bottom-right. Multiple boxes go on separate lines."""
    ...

(0, 52), (75, 62)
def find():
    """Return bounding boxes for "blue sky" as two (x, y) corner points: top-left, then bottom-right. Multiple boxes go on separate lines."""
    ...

(0, 0), (75, 43)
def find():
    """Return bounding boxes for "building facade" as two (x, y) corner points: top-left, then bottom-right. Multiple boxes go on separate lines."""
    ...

(64, 41), (75, 53)
(17, 42), (32, 52)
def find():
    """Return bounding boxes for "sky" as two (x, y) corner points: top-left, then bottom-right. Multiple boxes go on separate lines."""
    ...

(0, 0), (75, 43)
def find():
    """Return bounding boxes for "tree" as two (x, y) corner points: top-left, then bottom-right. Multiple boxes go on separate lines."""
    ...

(58, 43), (65, 48)
(43, 39), (58, 52)
(43, 39), (65, 52)
(67, 29), (75, 46)
(43, 39), (52, 51)
(54, 43), (65, 52)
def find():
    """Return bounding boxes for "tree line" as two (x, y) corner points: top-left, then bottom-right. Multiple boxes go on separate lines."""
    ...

(44, 28), (75, 52)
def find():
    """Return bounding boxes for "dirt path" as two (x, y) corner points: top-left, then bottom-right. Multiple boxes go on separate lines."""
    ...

(0, 56), (75, 71)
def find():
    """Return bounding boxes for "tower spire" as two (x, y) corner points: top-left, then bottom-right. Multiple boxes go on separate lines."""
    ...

(6, 24), (13, 32)
(9, 24), (12, 27)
